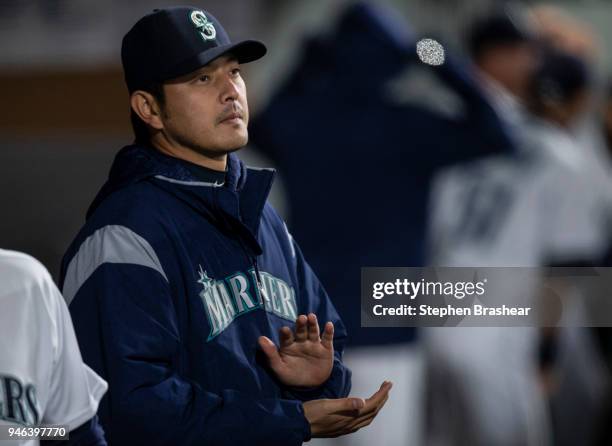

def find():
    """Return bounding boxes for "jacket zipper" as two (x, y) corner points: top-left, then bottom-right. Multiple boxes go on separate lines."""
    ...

(213, 187), (264, 295)
(236, 236), (264, 295)
(253, 256), (263, 291)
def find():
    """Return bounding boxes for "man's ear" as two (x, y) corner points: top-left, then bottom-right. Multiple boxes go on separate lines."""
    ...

(130, 91), (164, 130)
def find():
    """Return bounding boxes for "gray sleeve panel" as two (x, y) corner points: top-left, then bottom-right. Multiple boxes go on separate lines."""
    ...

(62, 224), (169, 305)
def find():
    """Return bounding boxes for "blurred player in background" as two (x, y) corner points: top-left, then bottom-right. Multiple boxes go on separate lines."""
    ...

(525, 11), (612, 446)
(425, 8), (549, 446)
(0, 249), (107, 446)
(426, 4), (612, 446)
(250, 3), (516, 445)
(592, 80), (612, 446)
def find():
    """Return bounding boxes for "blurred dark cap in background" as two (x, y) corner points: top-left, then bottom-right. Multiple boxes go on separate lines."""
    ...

(467, 5), (538, 59)
(532, 48), (590, 104)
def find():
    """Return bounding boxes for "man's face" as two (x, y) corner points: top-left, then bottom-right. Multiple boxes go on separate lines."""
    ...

(479, 43), (539, 99)
(159, 55), (249, 156)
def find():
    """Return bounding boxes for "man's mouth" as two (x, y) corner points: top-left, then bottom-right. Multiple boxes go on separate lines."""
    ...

(219, 112), (243, 124)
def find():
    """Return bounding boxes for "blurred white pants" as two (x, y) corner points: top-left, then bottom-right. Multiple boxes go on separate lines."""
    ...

(424, 327), (551, 446)
(310, 342), (423, 446)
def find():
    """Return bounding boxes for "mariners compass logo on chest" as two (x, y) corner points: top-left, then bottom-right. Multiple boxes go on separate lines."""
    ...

(197, 266), (298, 341)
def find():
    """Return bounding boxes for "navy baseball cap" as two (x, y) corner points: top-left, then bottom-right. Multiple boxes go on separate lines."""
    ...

(121, 6), (267, 92)
(532, 48), (590, 103)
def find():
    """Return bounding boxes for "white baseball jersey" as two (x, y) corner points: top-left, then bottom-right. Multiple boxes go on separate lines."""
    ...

(425, 116), (612, 446)
(428, 117), (610, 267)
(0, 249), (107, 445)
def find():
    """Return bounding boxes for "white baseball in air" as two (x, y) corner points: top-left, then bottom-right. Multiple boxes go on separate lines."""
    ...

(416, 38), (445, 66)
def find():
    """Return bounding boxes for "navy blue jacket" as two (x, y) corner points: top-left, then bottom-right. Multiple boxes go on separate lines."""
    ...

(59, 145), (351, 446)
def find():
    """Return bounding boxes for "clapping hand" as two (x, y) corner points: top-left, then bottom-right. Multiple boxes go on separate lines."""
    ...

(258, 313), (334, 388)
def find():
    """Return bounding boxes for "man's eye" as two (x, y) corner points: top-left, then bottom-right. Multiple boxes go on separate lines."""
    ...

(231, 68), (241, 76)
(198, 75), (210, 82)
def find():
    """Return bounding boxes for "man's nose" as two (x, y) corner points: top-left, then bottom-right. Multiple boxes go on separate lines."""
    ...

(220, 76), (240, 103)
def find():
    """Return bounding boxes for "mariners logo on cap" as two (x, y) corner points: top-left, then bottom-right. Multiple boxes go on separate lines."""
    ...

(190, 10), (216, 41)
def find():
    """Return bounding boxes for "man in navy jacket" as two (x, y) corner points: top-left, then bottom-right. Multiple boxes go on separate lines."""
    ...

(59, 6), (391, 446)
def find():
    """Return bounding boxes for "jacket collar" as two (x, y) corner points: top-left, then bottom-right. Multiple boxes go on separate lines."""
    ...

(87, 144), (275, 248)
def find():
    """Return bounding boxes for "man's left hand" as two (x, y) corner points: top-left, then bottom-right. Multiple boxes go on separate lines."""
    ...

(258, 313), (334, 388)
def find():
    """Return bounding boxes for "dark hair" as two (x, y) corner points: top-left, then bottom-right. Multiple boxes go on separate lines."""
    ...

(130, 81), (166, 144)
(467, 9), (535, 61)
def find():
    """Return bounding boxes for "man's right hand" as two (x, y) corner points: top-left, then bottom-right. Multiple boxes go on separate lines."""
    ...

(302, 381), (392, 438)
